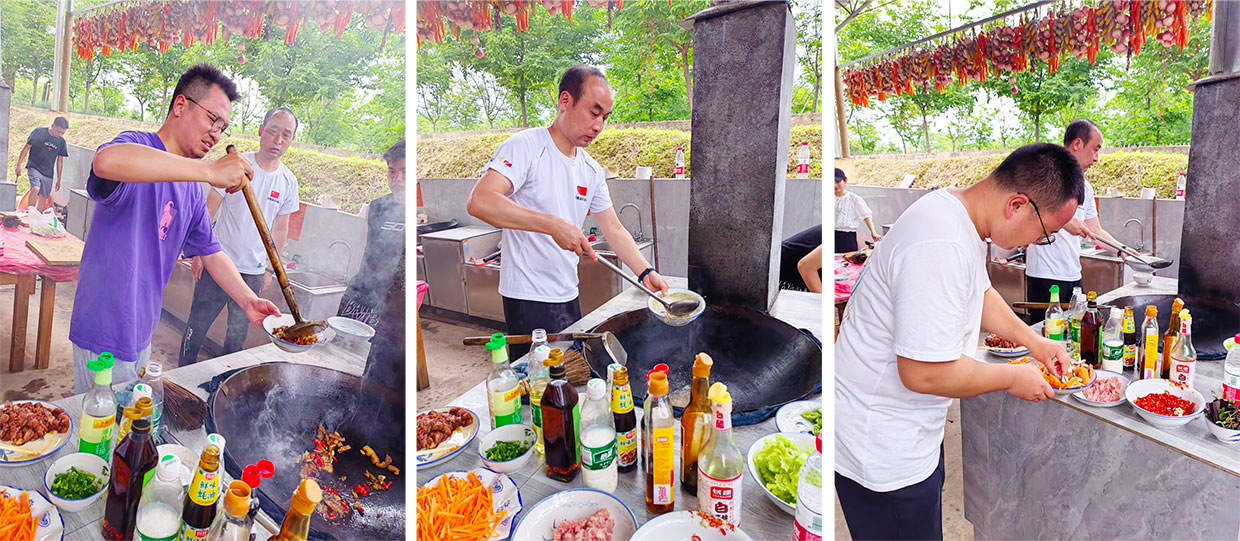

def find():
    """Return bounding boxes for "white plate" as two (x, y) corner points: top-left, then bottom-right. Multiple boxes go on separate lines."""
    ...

(632, 510), (752, 540)
(1071, 370), (1131, 407)
(415, 408), (479, 469)
(1052, 365), (1096, 396)
(0, 401), (73, 467)
(0, 486), (65, 541)
(775, 400), (822, 435)
(421, 469), (522, 541)
(511, 488), (638, 541)
(745, 432), (815, 515)
(985, 346), (1031, 358)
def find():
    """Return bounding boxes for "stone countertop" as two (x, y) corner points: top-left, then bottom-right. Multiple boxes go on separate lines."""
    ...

(973, 275), (1240, 478)
(420, 277), (824, 539)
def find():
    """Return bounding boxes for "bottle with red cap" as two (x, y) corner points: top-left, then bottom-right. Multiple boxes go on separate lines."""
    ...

(796, 142), (811, 179)
(674, 148), (686, 178)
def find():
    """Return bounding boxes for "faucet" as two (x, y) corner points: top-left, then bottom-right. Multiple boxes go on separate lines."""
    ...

(1123, 218), (1145, 252)
(327, 240), (353, 281)
(618, 203), (646, 242)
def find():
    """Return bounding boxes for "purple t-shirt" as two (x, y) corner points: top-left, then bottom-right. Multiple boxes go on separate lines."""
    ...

(69, 131), (221, 360)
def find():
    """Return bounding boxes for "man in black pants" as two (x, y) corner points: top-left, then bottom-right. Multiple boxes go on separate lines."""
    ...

(468, 66), (667, 360)
(779, 225), (823, 293)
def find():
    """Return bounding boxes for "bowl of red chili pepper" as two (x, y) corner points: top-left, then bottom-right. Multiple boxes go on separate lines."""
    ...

(1125, 379), (1205, 429)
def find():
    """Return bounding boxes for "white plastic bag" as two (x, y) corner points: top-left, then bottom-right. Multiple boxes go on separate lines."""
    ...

(30, 208), (66, 238)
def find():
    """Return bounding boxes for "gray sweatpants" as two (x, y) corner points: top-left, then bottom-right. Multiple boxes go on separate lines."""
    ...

(73, 344), (152, 395)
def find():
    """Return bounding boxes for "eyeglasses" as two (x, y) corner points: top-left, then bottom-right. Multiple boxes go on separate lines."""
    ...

(184, 96), (231, 137)
(1019, 192), (1056, 246)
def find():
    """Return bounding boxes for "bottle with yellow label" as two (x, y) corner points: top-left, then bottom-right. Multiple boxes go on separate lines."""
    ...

(485, 333), (522, 428)
(180, 444), (222, 541)
(643, 372), (675, 514)
(79, 353), (119, 462)
(611, 366), (638, 473)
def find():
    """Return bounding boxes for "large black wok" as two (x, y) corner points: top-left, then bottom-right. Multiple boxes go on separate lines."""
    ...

(590, 306), (821, 425)
(204, 363), (405, 540)
(1105, 295), (1238, 360)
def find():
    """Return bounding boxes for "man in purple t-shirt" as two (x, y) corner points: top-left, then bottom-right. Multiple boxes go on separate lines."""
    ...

(69, 64), (281, 393)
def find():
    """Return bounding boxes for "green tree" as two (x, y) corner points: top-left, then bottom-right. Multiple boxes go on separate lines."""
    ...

(990, 59), (1103, 143)
(603, 0), (703, 117)
(792, 0), (822, 113)
(1, 0), (56, 103)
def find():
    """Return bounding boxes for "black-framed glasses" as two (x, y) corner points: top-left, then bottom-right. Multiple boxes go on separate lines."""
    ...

(1019, 192), (1056, 246)
(184, 96), (231, 137)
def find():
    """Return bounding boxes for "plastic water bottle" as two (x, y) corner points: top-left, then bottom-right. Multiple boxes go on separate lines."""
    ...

(1175, 172), (1187, 199)
(792, 433), (823, 541)
(140, 362), (166, 429)
(796, 142), (811, 179)
(674, 147), (685, 178)
(1223, 334), (1240, 401)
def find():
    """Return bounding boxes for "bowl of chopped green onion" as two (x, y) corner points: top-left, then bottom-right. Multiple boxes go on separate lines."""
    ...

(478, 424), (536, 473)
(43, 452), (109, 512)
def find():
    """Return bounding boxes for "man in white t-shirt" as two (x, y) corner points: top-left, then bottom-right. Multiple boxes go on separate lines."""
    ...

(468, 65), (668, 360)
(179, 107), (301, 366)
(1024, 119), (1126, 323)
(835, 144), (1082, 540)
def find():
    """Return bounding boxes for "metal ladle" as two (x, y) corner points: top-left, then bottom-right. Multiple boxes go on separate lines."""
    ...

(595, 256), (700, 316)
(230, 146), (325, 340)
(1093, 236), (1174, 270)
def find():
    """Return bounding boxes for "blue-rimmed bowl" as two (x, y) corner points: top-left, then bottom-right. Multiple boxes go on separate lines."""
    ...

(43, 453), (109, 513)
(1071, 370), (1131, 407)
(0, 401), (73, 467)
(0, 485), (64, 541)
(421, 469), (522, 541)
(1125, 378), (1205, 429)
(1206, 416), (1240, 444)
(415, 407), (479, 469)
(512, 488), (638, 541)
(478, 424), (536, 474)
(262, 314), (334, 353)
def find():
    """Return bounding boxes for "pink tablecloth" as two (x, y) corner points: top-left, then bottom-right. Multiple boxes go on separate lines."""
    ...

(0, 226), (83, 282)
(834, 255), (862, 303)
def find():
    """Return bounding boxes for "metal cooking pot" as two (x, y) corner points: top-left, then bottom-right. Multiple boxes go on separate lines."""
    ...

(590, 306), (821, 425)
(205, 363), (405, 540)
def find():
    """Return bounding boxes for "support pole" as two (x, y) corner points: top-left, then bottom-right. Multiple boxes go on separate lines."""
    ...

(52, 0), (73, 113)
(835, 65), (850, 158)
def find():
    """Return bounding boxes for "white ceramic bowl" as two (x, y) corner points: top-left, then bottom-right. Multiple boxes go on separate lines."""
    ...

(327, 316), (375, 352)
(1133, 272), (1153, 286)
(1205, 416), (1240, 445)
(512, 488), (638, 541)
(43, 452), (109, 513)
(1125, 378), (1206, 429)
(477, 424), (536, 473)
(262, 314), (333, 353)
(745, 432), (815, 515)
(632, 511), (752, 540)
(648, 288), (706, 327)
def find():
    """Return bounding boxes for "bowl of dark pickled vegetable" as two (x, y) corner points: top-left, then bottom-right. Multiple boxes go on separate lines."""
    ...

(478, 424), (536, 474)
(1204, 397), (1240, 444)
(43, 452), (109, 512)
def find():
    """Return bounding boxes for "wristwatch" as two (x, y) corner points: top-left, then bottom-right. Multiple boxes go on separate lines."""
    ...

(638, 267), (656, 283)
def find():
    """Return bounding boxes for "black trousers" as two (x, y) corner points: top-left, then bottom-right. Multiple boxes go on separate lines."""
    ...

(836, 444), (946, 541)
(179, 272), (264, 367)
(835, 229), (859, 253)
(1025, 275), (1081, 325)
(501, 296), (582, 361)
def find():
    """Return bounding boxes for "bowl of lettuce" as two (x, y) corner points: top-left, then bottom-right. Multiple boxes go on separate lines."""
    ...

(746, 432), (814, 515)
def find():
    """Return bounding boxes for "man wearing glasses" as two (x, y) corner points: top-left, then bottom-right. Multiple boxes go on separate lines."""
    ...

(178, 107), (301, 366)
(69, 64), (281, 393)
(835, 144), (1082, 540)
(1024, 119), (1126, 324)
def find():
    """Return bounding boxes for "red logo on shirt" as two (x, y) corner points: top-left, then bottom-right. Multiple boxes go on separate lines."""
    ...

(497, 155), (512, 167)
(270, 190), (280, 199)
(577, 186), (588, 196)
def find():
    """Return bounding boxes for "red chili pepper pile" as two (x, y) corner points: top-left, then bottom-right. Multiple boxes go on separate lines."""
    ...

(1135, 391), (1196, 416)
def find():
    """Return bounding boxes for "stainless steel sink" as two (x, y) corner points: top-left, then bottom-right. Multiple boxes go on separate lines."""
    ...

(590, 240), (654, 254)
(284, 271), (344, 290)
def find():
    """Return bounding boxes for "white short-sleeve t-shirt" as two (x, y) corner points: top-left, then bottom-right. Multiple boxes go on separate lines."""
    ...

(485, 128), (613, 303)
(835, 192), (873, 232)
(835, 188), (991, 492)
(1025, 179), (1097, 281)
(212, 152), (300, 275)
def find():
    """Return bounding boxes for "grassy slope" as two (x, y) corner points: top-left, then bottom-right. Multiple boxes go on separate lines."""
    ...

(6, 104), (388, 213)
(852, 151), (1188, 198)
(417, 125), (825, 179)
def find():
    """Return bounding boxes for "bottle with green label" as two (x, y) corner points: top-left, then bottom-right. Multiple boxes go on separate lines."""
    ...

(485, 333), (522, 429)
(579, 379), (618, 492)
(79, 353), (119, 461)
(1045, 285), (1066, 342)
(528, 346), (552, 455)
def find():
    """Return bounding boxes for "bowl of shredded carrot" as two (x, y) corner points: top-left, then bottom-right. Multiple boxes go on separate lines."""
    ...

(0, 486), (63, 541)
(417, 469), (521, 541)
